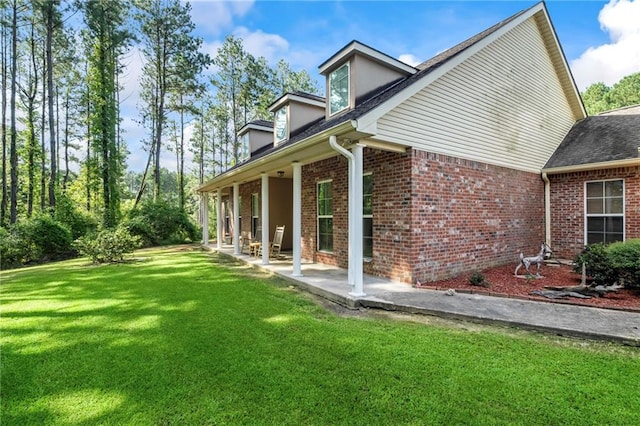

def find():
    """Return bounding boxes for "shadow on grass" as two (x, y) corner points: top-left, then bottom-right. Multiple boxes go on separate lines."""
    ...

(2, 245), (639, 424)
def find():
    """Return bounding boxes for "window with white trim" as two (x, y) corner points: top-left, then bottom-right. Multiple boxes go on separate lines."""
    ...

(239, 133), (250, 162)
(275, 106), (287, 144)
(317, 180), (333, 252)
(251, 193), (259, 239)
(329, 63), (349, 115)
(585, 179), (624, 244)
(363, 173), (373, 258)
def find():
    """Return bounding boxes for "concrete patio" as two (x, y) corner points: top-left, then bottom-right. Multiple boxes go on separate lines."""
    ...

(206, 244), (640, 346)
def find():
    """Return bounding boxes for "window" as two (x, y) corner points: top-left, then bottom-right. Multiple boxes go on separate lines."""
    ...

(239, 133), (250, 162)
(363, 173), (373, 258)
(275, 106), (287, 143)
(329, 63), (349, 115)
(585, 180), (624, 244)
(317, 181), (333, 252)
(238, 196), (242, 233)
(251, 193), (259, 238)
(224, 201), (230, 236)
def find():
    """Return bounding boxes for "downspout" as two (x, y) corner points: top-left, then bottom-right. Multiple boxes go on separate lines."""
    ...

(542, 172), (551, 246)
(329, 135), (365, 296)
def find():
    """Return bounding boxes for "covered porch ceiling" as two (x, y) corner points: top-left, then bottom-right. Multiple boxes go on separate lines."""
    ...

(197, 120), (406, 193)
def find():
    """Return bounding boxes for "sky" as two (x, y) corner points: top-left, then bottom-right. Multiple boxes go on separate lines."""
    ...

(118, 0), (640, 172)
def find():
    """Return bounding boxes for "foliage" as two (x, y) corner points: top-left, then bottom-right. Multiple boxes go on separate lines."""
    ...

(573, 240), (640, 288)
(54, 193), (99, 239)
(122, 200), (199, 246)
(74, 227), (141, 264)
(1, 248), (639, 424)
(0, 215), (74, 268)
(606, 239), (640, 289)
(469, 270), (490, 287)
(582, 72), (640, 115)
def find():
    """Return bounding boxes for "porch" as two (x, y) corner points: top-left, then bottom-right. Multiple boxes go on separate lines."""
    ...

(206, 243), (413, 307)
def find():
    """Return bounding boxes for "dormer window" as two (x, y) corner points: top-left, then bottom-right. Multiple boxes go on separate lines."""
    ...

(275, 106), (288, 144)
(239, 133), (250, 162)
(329, 63), (349, 115)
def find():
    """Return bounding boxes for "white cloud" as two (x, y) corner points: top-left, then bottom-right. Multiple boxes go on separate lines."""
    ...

(190, 0), (255, 35)
(570, 0), (640, 90)
(233, 26), (290, 63)
(398, 53), (422, 67)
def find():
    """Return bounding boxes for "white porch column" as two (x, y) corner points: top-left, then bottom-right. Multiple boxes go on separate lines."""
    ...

(350, 143), (365, 297)
(202, 192), (209, 245)
(233, 182), (240, 255)
(216, 188), (223, 250)
(261, 173), (270, 265)
(292, 162), (303, 277)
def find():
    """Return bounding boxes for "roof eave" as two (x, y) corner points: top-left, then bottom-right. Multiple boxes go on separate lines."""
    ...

(542, 158), (640, 175)
(196, 119), (360, 192)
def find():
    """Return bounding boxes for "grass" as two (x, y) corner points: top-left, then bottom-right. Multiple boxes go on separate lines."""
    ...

(1, 245), (639, 425)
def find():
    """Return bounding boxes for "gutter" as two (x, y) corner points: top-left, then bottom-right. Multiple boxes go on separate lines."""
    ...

(541, 172), (551, 247)
(329, 135), (365, 297)
(542, 157), (640, 175)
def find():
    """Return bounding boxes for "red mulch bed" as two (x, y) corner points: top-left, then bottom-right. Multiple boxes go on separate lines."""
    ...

(419, 262), (640, 312)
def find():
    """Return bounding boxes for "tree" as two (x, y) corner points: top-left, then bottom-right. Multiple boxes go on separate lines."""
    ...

(82, 0), (131, 227)
(134, 0), (208, 204)
(582, 72), (640, 115)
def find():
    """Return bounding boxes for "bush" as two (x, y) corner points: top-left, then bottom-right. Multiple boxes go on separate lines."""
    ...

(0, 227), (30, 269)
(573, 240), (640, 288)
(607, 239), (640, 288)
(573, 243), (616, 285)
(122, 201), (199, 247)
(54, 194), (99, 239)
(469, 270), (489, 287)
(74, 227), (141, 264)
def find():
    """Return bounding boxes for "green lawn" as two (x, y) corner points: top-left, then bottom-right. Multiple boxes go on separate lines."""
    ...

(1, 246), (639, 425)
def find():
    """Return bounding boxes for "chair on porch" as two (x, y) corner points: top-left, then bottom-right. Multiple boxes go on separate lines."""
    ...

(240, 231), (252, 254)
(257, 225), (285, 258)
(249, 226), (262, 256)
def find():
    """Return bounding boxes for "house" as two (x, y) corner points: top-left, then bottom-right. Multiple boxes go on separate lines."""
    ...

(198, 2), (599, 295)
(543, 105), (640, 259)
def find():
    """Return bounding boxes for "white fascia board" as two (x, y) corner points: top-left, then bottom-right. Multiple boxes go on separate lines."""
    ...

(238, 123), (273, 136)
(542, 158), (640, 175)
(354, 3), (547, 133)
(268, 93), (326, 112)
(319, 40), (417, 76)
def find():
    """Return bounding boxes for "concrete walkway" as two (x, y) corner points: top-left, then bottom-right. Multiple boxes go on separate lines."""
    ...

(208, 245), (640, 346)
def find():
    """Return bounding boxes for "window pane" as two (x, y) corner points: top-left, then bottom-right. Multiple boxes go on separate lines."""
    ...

(606, 217), (623, 233)
(363, 174), (373, 215)
(586, 182), (602, 198)
(318, 218), (333, 251)
(363, 217), (373, 258)
(330, 64), (349, 115)
(587, 232), (605, 244)
(587, 217), (604, 232)
(587, 198), (603, 214)
(605, 180), (623, 197)
(275, 107), (287, 142)
(605, 197), (623, 214)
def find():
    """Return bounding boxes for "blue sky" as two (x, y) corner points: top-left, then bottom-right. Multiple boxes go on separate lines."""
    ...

(120, 0), (640, 171)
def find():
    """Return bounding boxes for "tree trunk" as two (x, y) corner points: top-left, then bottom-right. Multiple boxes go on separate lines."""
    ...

(1, 8), (9, 225)
(9, 0), (18, 223)
(46, 1), (56, 210)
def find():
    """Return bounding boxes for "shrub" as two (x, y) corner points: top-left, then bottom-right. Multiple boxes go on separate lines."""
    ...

(469, 270), (489, 287)
(0, 227), (30, 269)
(14, 215), (74, 262)
(573, 243), (617, 285)
(123, 201), (199, 247)
(54, 194), (99, 239)
(607, 239), (640, 289)
(74, 227), (141, 264)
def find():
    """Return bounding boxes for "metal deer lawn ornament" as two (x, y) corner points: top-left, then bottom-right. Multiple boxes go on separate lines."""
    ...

(514, 242), (553, 277)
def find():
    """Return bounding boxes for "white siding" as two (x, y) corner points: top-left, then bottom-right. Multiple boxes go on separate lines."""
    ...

(375, 18), (575, 172)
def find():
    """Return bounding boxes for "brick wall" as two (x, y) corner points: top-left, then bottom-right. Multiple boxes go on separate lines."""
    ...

(300, 147), (545, 284)
(549, 166), (640, 259)
(408, 149), (545, 282)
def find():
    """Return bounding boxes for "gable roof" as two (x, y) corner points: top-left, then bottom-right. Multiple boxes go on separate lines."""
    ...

(543, 114), (640, 172)
(198, 2), (584, 192)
